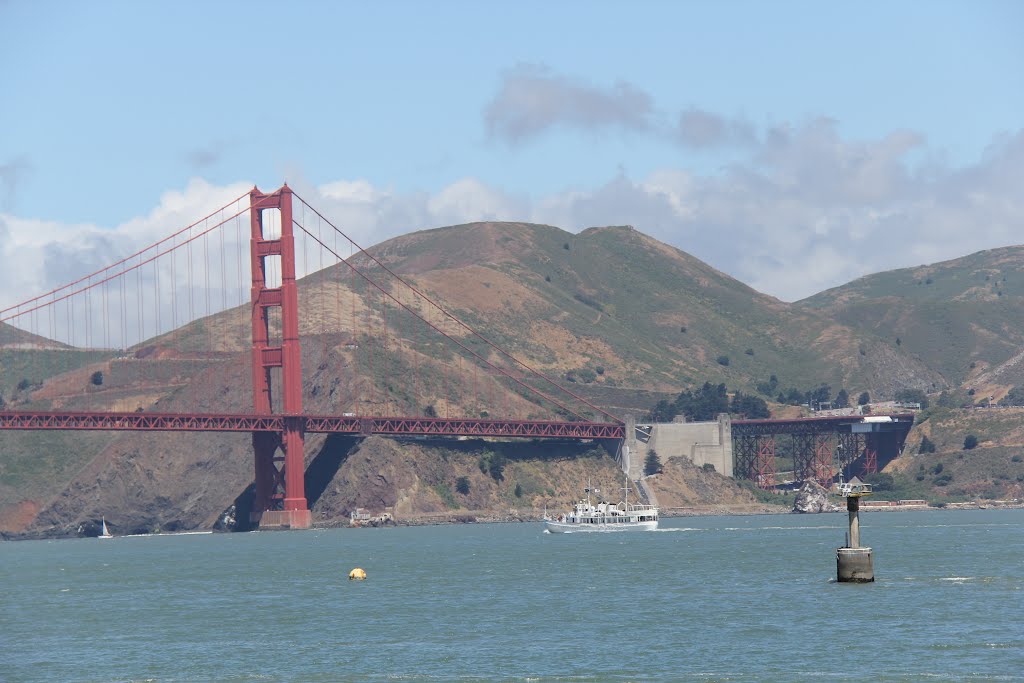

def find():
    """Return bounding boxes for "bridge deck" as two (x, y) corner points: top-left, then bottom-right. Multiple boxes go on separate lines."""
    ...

(0, 411), (624, 439)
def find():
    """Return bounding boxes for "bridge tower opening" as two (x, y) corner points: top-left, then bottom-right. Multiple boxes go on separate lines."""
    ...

(248, 185), (311, 529)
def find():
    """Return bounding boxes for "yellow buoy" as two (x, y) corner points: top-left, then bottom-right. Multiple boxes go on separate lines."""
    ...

(349, 567), (366, 580)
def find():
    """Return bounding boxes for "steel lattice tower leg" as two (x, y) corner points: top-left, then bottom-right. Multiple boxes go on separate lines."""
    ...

(813, 432), (834, 486)
(249, 185), (310, 529)
(862, 433), (878, 477)
(755, 435), (776, 490)
(791, 432), (815, 483)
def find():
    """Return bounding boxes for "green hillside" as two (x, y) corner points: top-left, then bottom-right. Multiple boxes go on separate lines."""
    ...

(800, 245), (1024, 390)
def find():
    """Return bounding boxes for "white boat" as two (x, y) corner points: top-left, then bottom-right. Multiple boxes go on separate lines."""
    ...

(98, 517), (112, 539)
(544, 481), (658, 533)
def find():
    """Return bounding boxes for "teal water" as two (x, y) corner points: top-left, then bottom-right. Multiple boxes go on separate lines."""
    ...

(1, 510), (1022, 682)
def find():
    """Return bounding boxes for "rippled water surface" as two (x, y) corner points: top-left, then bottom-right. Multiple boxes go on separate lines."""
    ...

(2, 509), (1022, 682)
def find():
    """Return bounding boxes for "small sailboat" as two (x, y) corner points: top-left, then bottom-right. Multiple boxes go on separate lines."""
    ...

(98, 517), (112, 539)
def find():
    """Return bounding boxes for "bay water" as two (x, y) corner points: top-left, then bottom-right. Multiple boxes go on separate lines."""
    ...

(2, 509), (1022, 682)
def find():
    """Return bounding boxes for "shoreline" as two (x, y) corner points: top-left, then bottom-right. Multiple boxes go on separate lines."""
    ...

(5, 501), (1022, 540)
(338, 499), (1024, 529)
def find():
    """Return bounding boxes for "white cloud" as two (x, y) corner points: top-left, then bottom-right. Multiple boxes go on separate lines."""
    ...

(427, 178), (526, 226)
(2, 125), (1022, 350)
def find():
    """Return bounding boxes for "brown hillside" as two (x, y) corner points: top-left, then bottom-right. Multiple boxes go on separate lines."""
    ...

(0, 220), (1006, 537)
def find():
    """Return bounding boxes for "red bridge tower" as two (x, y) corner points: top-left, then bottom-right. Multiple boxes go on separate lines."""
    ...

(249, 186), (311, 529)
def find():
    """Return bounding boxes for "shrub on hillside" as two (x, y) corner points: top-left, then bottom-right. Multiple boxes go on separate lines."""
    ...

(716, 355), (730, 366)
(963, 435), (978, 450)
(644, 450), (662, 476)
(1000, 386), (1024, 406)
(864, 472), (895, 491)
(456, 476), (470, 495)
(919, 435), (936, 454)
(756, 374), (779, 396)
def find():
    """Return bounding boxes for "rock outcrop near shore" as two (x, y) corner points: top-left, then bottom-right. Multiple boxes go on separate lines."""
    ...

(792, 479), (840, 513)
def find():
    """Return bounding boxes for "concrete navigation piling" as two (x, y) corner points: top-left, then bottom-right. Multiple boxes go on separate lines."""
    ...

(834, 477), (874, 583)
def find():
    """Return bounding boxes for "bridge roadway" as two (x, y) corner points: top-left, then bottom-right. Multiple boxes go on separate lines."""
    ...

(0, 410), (625, 440)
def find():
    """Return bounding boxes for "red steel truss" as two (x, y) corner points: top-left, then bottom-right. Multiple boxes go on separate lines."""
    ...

(812, 432), (834, 486)
(0, 411), (623, 439)
(862, 433), (879, 476)
(754, 434), (776, 490)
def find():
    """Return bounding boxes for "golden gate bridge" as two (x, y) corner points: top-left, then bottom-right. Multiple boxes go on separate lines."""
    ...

(0, 186), (623, 528)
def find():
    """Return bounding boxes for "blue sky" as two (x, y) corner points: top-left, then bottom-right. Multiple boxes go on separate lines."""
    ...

(1, 0), (1022, 303)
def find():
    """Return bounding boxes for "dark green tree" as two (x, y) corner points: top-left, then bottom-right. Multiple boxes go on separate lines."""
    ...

(835, 388), (850, 408)
(918, 435), (936, 454)
(730, 391), (770, 419)
(857, 391), (871, 406)
(646, 399), (678, 423)
(963, 434), (978, 450)
(676, 382), (730, 421)
(894, 388), (928, 409)
(90, 371), (104, 386)
(781, 387), (805, 405)
(807, 384), (832, 409)
(514, 482), (523, 498)
(455, 476), (470, 495)
(488, 452), (506, 481)
(644, 450), (662, 476)
(756, 374), (779, 396)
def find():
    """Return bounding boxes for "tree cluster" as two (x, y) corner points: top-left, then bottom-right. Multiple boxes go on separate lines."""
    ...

(755, 377), (852, 410)
(894, 388), (928, 408)
(1000, 386), (1024, 406)
(645, 382), (769, 423)
(478, 451), (506, 481)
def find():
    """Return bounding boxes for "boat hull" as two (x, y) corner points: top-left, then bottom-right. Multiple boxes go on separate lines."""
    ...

(545, 519), (658, 533)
